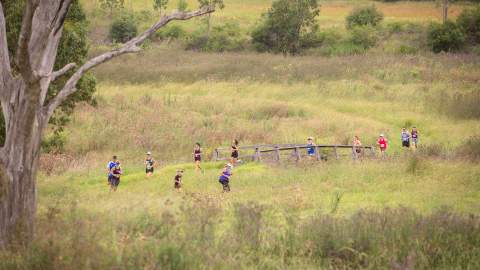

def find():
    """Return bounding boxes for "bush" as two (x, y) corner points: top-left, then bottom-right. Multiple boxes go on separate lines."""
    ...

(154, 25), (186, 41)
(346, 5), (384, 29)
(317, 41), (366, 56)
(427, 21), (465, 53)
(457, 6), (480, 45)
(186, 22), (245, 52)
(109, 13), (138, 43)
(349, 26), (378, 49)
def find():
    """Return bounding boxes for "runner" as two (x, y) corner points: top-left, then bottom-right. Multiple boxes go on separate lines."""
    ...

(193, 143), (202, 172)
(106, 155), (117, 186)
(306, 137), (316, 157)
(377, 134), (388, 158)
(411, 126), (419, 148)
(174, 169), (183, 191)
(110, 161), (122, 192)
(353, 135), (362, 158)
(144, 151), (156, 177)
(401, 128), (411, 148)
(230, 139), (239, 166)
(219, 163), (233, 192)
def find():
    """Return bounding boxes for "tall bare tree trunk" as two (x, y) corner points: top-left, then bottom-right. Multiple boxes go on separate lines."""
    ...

(0, 80), (47, 247)
(443, 0), (449, 23)
(0, 0), (215, 248)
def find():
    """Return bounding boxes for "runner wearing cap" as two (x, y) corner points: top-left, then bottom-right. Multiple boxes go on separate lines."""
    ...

(377, 134), (388, 158)
(144, 151), (156, 177)
(306, 137), (316, 157)
(219, 163), (233, 192)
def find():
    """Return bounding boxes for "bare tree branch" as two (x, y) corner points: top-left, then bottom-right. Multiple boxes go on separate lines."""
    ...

(44, 6), (215, 117)
(50, 62), (76, 82)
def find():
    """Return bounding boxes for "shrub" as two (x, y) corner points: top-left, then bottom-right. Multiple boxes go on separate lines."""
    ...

(427, 21), (465, 53)
(457, 6), (480, 44)
(186, 22), (245, 52)
(251, 0), (320, 55)
(349, 26), (378, 49)
(109, 13), (138, 43)
(346, 5), (384, 29)
(317, 41), (366, 56)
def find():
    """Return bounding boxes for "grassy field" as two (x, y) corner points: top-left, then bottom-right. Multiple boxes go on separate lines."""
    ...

(2, 0), (480, 269)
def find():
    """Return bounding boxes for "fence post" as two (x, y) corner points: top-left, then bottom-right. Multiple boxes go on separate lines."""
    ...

(254, 147), (261, 162)
(295, 147), (301, 162)
(212, 148), (219, 161)
(315, 145), (321, 161)
(352, 145), (357, 160)
(275, 146), (280, 162)
(334, 145), (339, 160)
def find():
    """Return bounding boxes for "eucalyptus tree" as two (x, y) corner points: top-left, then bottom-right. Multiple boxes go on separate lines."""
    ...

(0, 0), (222, 248)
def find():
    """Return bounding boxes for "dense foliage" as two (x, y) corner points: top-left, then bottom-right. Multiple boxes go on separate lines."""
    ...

(0, 0), (96, 151)
(427, 21), (466, 53)
(109, 12), (138, 43)
(251, 0), (320, 55)
(457, 6), (480, 44)
(345, 5), (384, 29)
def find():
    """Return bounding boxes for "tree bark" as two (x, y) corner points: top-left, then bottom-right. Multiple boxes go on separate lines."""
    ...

(0, 0), (215, 248)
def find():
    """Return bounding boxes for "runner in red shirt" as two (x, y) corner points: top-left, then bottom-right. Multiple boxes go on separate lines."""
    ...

(377, 134), (388, 158)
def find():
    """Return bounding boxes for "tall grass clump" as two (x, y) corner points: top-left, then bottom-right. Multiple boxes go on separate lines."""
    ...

(456, 136), (480, 161)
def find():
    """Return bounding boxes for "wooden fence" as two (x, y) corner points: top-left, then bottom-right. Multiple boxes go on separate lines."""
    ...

(213, 143), (376, 162)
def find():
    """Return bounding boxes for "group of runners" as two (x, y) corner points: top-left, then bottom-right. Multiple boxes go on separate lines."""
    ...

(106, 140), (239, 193)
(106, 128), (419, 192)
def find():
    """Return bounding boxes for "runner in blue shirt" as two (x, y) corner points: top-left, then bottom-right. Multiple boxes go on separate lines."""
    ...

(106, 155), (117, 186)
(401, 128), (411, 148)
(306, 137), (316, 157)
(219, 163), (233, 192)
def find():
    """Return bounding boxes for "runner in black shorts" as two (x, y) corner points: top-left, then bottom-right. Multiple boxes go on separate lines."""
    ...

(193, 143), (203, 173)
(174, 169), (183, 191)
(110, 161), (122, 192)
(144, 151), (156, 177)
(230, 139), (239, 167)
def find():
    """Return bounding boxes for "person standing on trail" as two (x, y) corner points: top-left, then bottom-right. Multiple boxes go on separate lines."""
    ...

(353, 135), (362, 157)
(411, 126), (419, 149)
(193, 143), (203, 173)
(110, 161), (122, 192)
(231, 139), (239, 166)
(377, 134), (388, 158)
(401, 128), (411, 148)
(174, 169), (184, 191)
(306, 137), (316, 157)
(219, 163), (233, 192)
(107, 155), (118, 186)
(144, 151), (156, 177)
